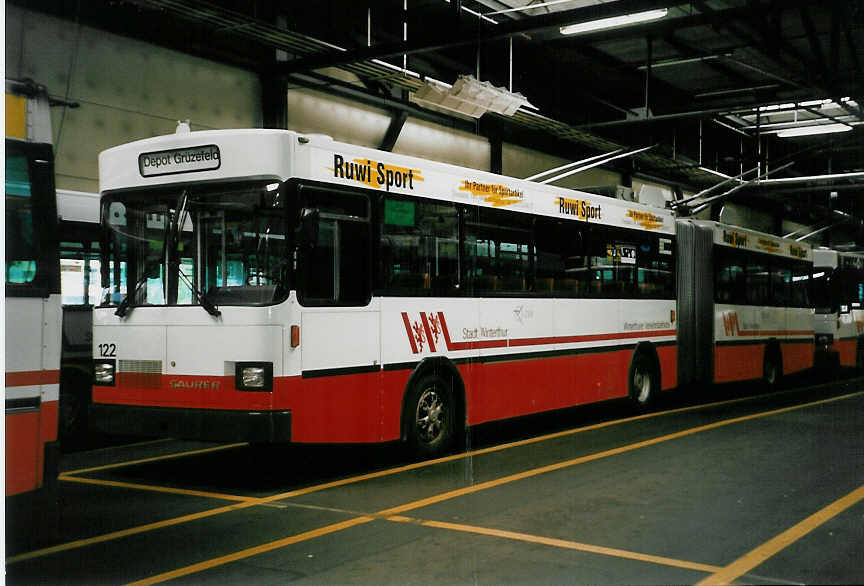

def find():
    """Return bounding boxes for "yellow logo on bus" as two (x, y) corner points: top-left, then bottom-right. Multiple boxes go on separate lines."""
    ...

(756, 237), (780, 253)
(331, 154), (423, 192)
(459, 180), (524, 207)
(626, 209), (664, 230)
(557, 197), (601, 220)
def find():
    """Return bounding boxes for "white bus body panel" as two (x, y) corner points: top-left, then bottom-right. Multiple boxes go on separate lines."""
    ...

(99, 129), (298, 191)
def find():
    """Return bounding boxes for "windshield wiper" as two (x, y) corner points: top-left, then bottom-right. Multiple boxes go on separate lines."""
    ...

(114, 259), (160, 318)
(177, 268), (221, 317)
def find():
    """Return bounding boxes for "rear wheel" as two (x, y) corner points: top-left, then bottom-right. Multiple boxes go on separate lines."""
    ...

(629, 351), (658, 410)
(406, 373), (455, 459)
(763, 347), (783, 388)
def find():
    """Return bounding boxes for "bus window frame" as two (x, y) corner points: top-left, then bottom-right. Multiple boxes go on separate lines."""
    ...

(291, 180), (374, 308)
(5, 138), (60, 298)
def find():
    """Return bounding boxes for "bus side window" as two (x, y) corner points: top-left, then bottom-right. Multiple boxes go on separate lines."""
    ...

(5, 147), (37, 284)
(772, 260), (791, 307)
(380, 197), (458, 296)
(716, 248), (746, 304)
(298, 186), (370, 307)
(463, 207), (532, 295)
(790, 261), (810, 308)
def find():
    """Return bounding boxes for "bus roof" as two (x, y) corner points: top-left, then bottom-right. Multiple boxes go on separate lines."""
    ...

(690, 219), (812, 261)
(99, 127), (676, 235)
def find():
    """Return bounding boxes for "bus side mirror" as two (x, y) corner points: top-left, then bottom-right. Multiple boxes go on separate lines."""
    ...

(297, 208), (319, 249)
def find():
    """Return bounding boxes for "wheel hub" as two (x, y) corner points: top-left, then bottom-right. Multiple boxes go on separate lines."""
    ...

(416, 388), (444, 443)
(634, 368), (651, 403)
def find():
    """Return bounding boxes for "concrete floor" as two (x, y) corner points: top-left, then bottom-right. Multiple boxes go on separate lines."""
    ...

(6, 372), (864, 585)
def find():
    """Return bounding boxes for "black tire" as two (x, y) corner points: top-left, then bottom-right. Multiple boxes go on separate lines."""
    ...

(856, 340), (864, 372)
(405, 373), (455, 459)
(59, 370), (91, 451)
(763, 346), (783, 389)
(628, 351), (658, 410)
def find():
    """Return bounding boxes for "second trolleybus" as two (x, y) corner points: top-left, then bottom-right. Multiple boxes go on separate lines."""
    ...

(812, 248), (864, 368)
(5, 78), (62, 549)
(90, 127), (815, 457)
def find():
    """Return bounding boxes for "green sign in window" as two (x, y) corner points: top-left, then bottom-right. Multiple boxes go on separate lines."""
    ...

(385, 199), (415, 227)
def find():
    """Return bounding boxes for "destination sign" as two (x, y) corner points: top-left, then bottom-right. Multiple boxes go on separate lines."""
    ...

(139, 144), (221, 177)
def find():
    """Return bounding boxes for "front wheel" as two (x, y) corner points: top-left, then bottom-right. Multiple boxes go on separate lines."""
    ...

(629, 351), (658, 410)
(406, 374), (455, 459)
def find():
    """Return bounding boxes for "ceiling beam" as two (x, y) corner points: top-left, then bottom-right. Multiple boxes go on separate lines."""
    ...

(694, 0), (862, 120)
(379, 110), (408, 152)
(661, 34), (756, 92)
(798, 4), (829, 85)
(274, 0), (675, 75)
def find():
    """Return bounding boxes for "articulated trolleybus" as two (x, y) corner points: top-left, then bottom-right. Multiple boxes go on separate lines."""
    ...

(91, 127), (814, 456)
(5, 79), (61, 542)
(812, 249), (864, 368)
(92, 126), (679, 456)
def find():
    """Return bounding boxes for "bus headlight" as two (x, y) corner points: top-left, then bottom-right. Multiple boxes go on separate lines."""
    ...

(235, 362), (273, 391)
(94, 360), (116, 386)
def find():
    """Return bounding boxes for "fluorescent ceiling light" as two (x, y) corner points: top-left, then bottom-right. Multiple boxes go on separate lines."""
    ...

(776, 123), (853, 138)
(560, 8), (668, 35)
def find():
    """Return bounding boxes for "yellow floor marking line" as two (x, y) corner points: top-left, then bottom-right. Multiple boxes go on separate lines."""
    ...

(59, 475), (256, 503)
(113, 383), (850, 503)
(62, 442), (248, 476)
(75, 438), (175, 455)
(375, 392), (863, 518)
(5, 484), (338, 565)
(125, 517), (377, 586)
(697, 483), (864, 585)
(387, 516), (723, 574)
(6, 501), (260, 564)
(124, 391), (863, 585)
(14, 389), (861, 567)
(55, 389), (767, 507)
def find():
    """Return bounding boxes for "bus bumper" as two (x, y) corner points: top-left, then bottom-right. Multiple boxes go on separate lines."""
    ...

(91, 404), (292, 443)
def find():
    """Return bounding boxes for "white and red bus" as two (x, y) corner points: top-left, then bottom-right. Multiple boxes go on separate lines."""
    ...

(91, 127), (679, 456)
(812, 249), (864, 368)
(676, 220), (814, 387)
(5, 79), (61, 541)
(90, 127), (814, 457)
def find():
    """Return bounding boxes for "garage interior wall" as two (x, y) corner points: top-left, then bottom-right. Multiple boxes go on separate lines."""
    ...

(5, 5), (263, 193)
(286, 86), (492, 171)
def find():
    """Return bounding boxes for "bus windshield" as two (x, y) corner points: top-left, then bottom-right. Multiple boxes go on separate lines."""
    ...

(101, 180), (290, 310)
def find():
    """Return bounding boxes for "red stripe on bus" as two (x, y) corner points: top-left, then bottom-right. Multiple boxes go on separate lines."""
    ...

(5, 410), (41, 495)
(509, 329), (677, 347)
(781, 341), (815, 375)
(401, 312), (418, 354)
(435, 312), (669, 351)
(714, 341), (814, 383)
(93, 346), (680, 444)
(736, 329), (814, 337)
(5, 369), (61, 387)
(832, 339), (858, 367)
(5, 400), (58, 496)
